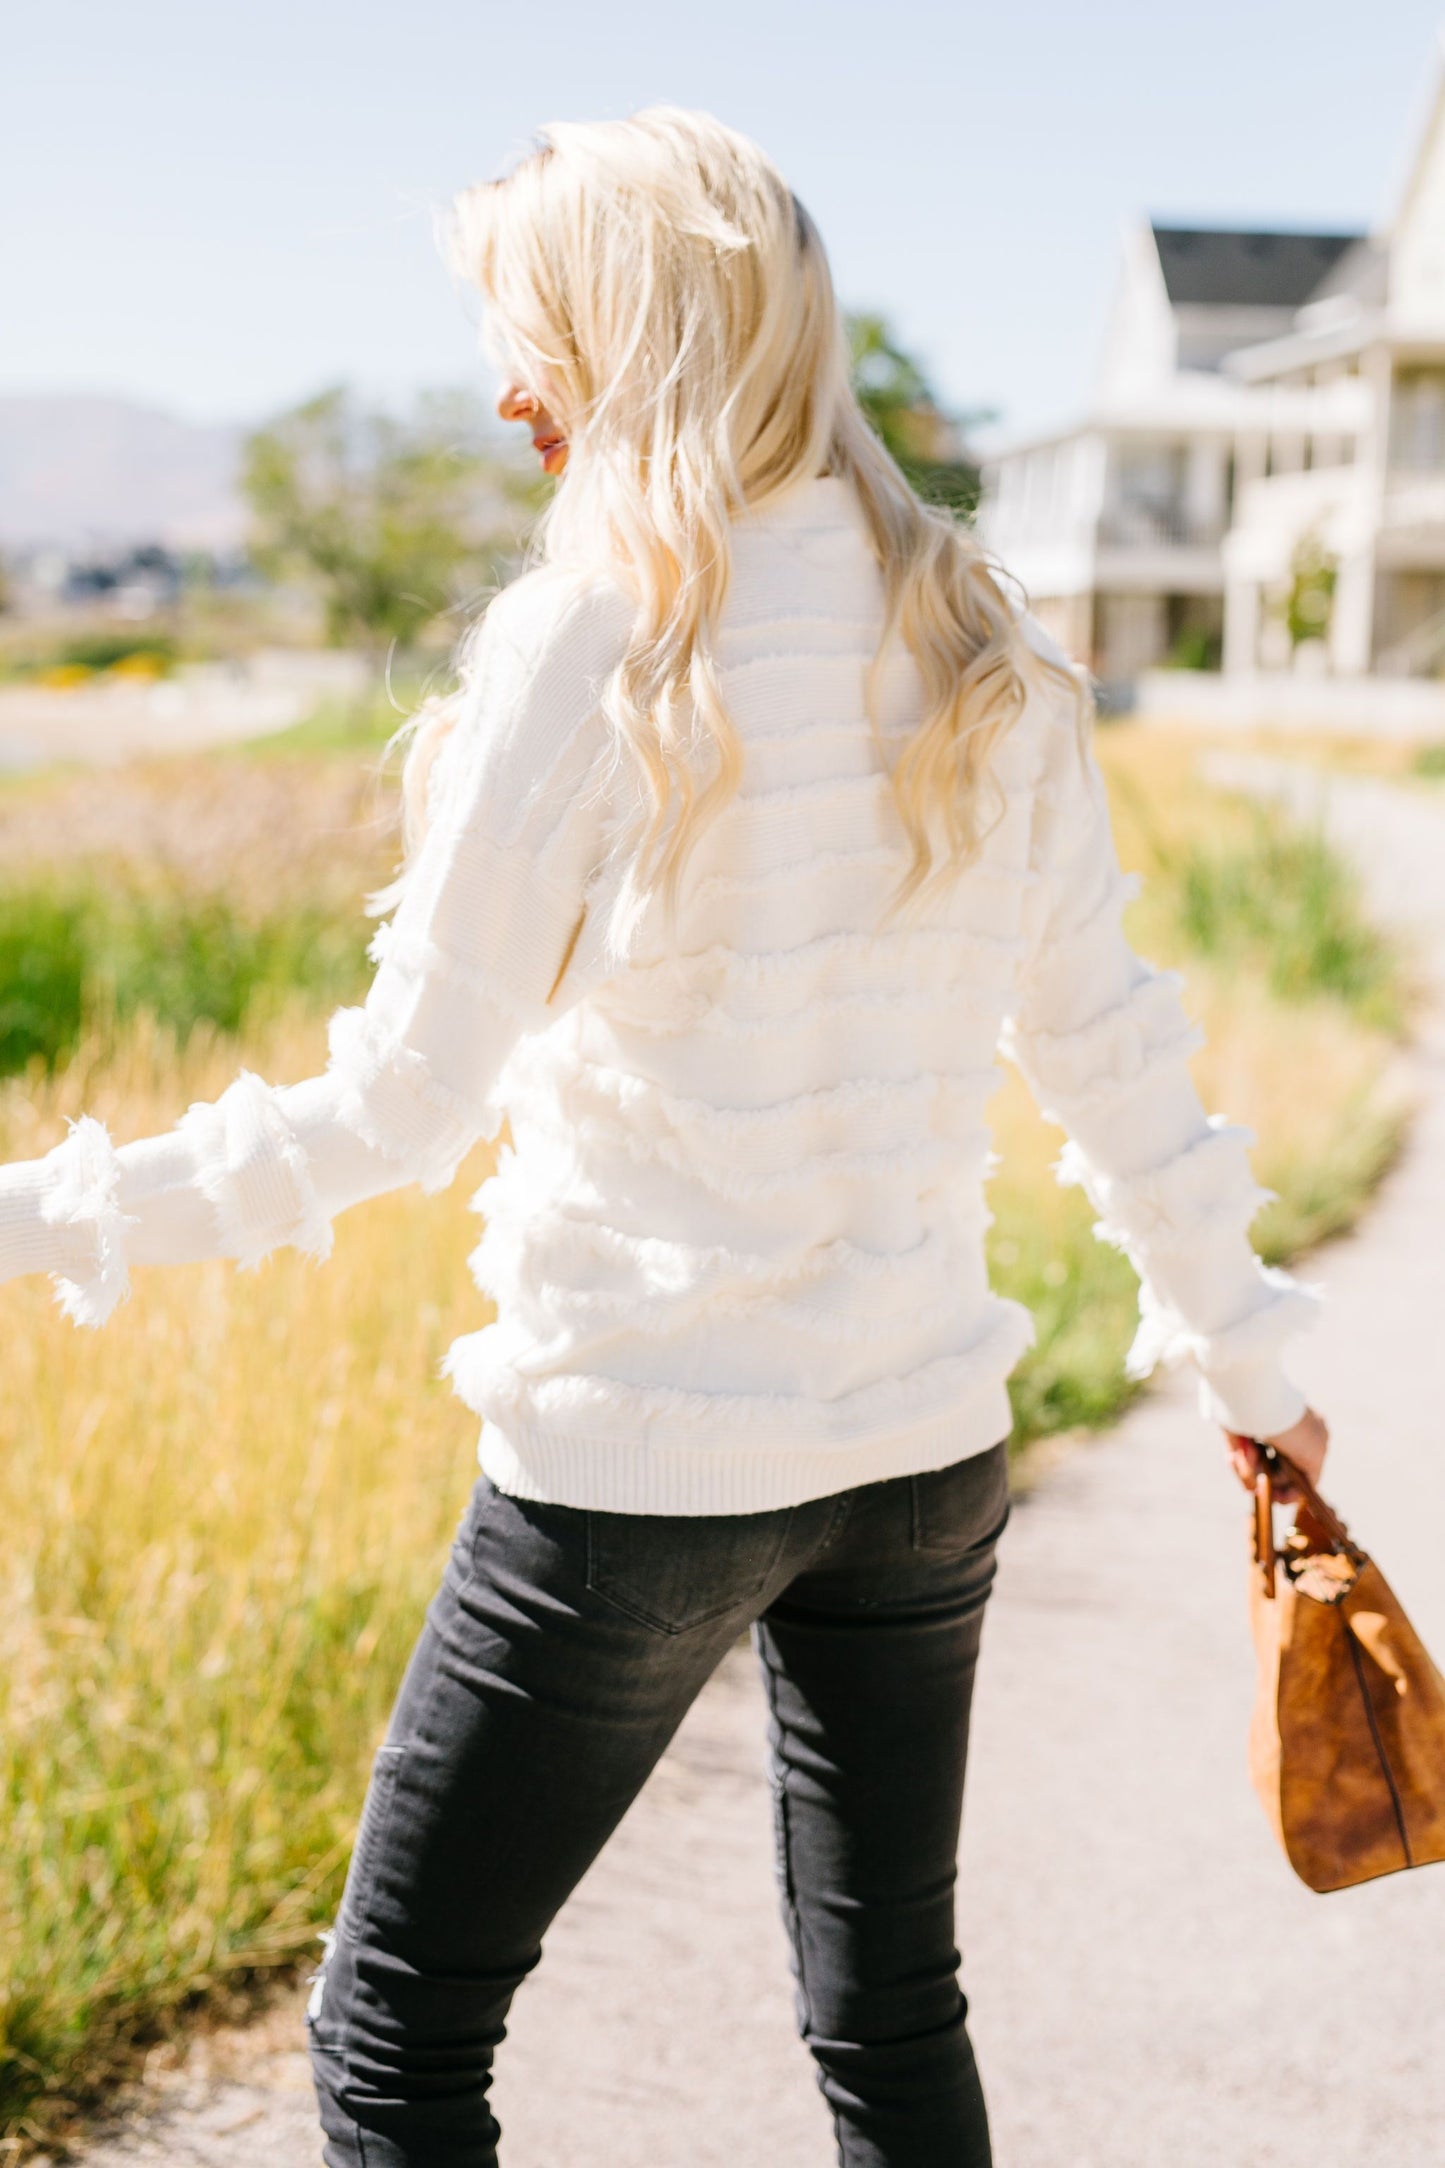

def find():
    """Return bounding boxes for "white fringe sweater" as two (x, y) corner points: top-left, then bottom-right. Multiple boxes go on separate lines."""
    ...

(0, 477), (1319, 1512)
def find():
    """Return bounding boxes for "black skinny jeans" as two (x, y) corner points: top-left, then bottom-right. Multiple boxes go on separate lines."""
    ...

(307, 1440), (1011, 2168)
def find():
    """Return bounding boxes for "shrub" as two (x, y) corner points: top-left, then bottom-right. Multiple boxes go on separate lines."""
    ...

(0, 632), (181, 686)
(56, 632), (180, 675)
(0, 876), (370, 1079)
(1172, 809), (1402, 1032)
(0, 892), (89, 1075)
(1164, 624), (1222, 672)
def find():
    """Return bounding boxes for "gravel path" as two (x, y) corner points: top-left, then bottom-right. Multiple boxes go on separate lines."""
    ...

(57, 763), (1445, 2167)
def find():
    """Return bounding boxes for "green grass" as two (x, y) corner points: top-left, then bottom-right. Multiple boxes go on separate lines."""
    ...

(0, 876), (371, 1080)
(1172, 810), (1403, 1031)
(0, 1009), (485, 2150)
(238, 673), (434, 760)
(991, 1205), (1145, 1440)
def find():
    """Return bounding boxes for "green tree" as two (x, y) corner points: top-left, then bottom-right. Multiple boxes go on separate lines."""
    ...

(241, 388), (531, 660)
(846, 314), (988, 516)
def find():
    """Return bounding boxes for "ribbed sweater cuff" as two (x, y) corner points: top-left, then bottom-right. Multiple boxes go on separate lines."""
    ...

(0, 1159), (75, 1283)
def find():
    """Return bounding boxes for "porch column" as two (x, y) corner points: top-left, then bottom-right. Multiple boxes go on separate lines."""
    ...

(1223, 575), (1261, 676)
(1330, 547), (1376, 676)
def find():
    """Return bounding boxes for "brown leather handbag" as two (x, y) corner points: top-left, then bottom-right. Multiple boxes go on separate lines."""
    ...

(1248, 1443), (1445, 1892)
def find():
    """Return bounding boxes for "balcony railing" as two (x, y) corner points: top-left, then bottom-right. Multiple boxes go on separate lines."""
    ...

(1096, 504), (1226, 550)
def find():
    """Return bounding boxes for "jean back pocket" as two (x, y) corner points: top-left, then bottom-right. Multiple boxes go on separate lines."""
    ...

(586, 1506), (794, 1635)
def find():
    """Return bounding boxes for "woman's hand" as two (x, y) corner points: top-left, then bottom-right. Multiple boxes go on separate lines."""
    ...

(1223, 1408), (1329, 1503)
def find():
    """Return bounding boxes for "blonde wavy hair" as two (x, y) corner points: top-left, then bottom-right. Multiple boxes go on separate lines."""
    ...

(389, 106), (1087, 952)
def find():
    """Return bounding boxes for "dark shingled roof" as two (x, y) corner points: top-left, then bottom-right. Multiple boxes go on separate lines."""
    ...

(1306, 234), (1389, 310)
(1151, 225), (1364, 310)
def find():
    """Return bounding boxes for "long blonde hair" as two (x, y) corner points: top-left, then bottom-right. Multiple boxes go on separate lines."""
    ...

(390, 107), (1086, 953)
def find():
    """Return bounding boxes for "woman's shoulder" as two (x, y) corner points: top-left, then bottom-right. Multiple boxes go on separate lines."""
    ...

(442, 564), (635, 786)
(479, 561), (634, 683)
(437, 565), (635, 818)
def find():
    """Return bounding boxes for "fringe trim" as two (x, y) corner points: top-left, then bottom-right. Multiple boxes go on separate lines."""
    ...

(1006, 972), (1204, 1115)
(736, 719), (912, 758)
(326, 1007), (505, 1194)
(1123, 1270), (1325, 1386)
(713, 771), (894, 821)
(178, 1071), (334, 1272)
(394, 804), (590, 900)
(464, 1180), (986, 1290)
(716, 610), (895, 640)
(365, 920), (544, 1028)
(618, 922), (1028, 994)
(599, 926), (1024, 1041)
(686, 842), (905, 904)
(1054, 1117), (1276, 1252)
(466, 1211), (992, 1344)
(700, 642), (878, 679)
(517, 1093), (986, 1202)
(558, 1053), (1002, 1147)
(39, 1115), (136, 1328)
(603, 977), (1016, 1042)
(441, 1297), (1037, 1434)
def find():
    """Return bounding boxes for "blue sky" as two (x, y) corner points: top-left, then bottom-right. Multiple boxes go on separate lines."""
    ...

(3, 0), (1441, 437)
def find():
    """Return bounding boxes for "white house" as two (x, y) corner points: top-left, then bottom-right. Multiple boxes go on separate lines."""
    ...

(977, 37), (1445, 714)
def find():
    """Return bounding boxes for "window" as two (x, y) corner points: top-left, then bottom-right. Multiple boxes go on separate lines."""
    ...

(1104, 441), (1190, 545)
(1391, 369), (1445, 471)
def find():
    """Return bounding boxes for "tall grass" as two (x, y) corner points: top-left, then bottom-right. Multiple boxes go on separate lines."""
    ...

(1173, 815), (1400, 1029)
(0, 1010), (488, 2152)
(0, 877), (370, 1078)
(0, 726), (1414, 2149)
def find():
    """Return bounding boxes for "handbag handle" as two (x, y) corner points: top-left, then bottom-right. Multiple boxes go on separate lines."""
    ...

(1254, 1468), (1277, 1600)
(1251, 1441), (1367, 1600)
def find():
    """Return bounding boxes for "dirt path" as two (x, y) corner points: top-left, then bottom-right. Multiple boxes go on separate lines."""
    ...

(57, 764), (1445, 2167)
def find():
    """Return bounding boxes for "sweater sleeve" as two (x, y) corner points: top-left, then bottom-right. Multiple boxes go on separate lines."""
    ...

(999, 642), (1322, 1440)
(0, 569), (630, 1328)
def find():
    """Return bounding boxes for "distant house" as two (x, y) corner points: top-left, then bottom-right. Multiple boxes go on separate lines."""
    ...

(977, 40), (1445, 708)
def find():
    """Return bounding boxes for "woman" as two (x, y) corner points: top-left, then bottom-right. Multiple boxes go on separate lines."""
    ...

(0, 109), (1326, 2168)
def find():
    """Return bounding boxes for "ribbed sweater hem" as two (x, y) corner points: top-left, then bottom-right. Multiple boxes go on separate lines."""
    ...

(474, 1374), (1016, 1515)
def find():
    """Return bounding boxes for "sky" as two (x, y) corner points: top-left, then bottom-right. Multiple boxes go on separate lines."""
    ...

(3, 0), (1442, 440)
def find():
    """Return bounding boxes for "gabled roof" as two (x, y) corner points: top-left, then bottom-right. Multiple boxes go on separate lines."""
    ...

(1303, 234), (1389, 311)
(1150, 224), (1364, 309)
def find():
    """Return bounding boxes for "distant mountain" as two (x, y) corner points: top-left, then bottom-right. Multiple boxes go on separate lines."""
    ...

(0, 396), (246, 551)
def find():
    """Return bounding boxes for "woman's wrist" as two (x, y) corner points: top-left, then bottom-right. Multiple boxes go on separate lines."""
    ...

(1197, 1360), (1308, 1443)
(0, 1156), (92, 1286)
